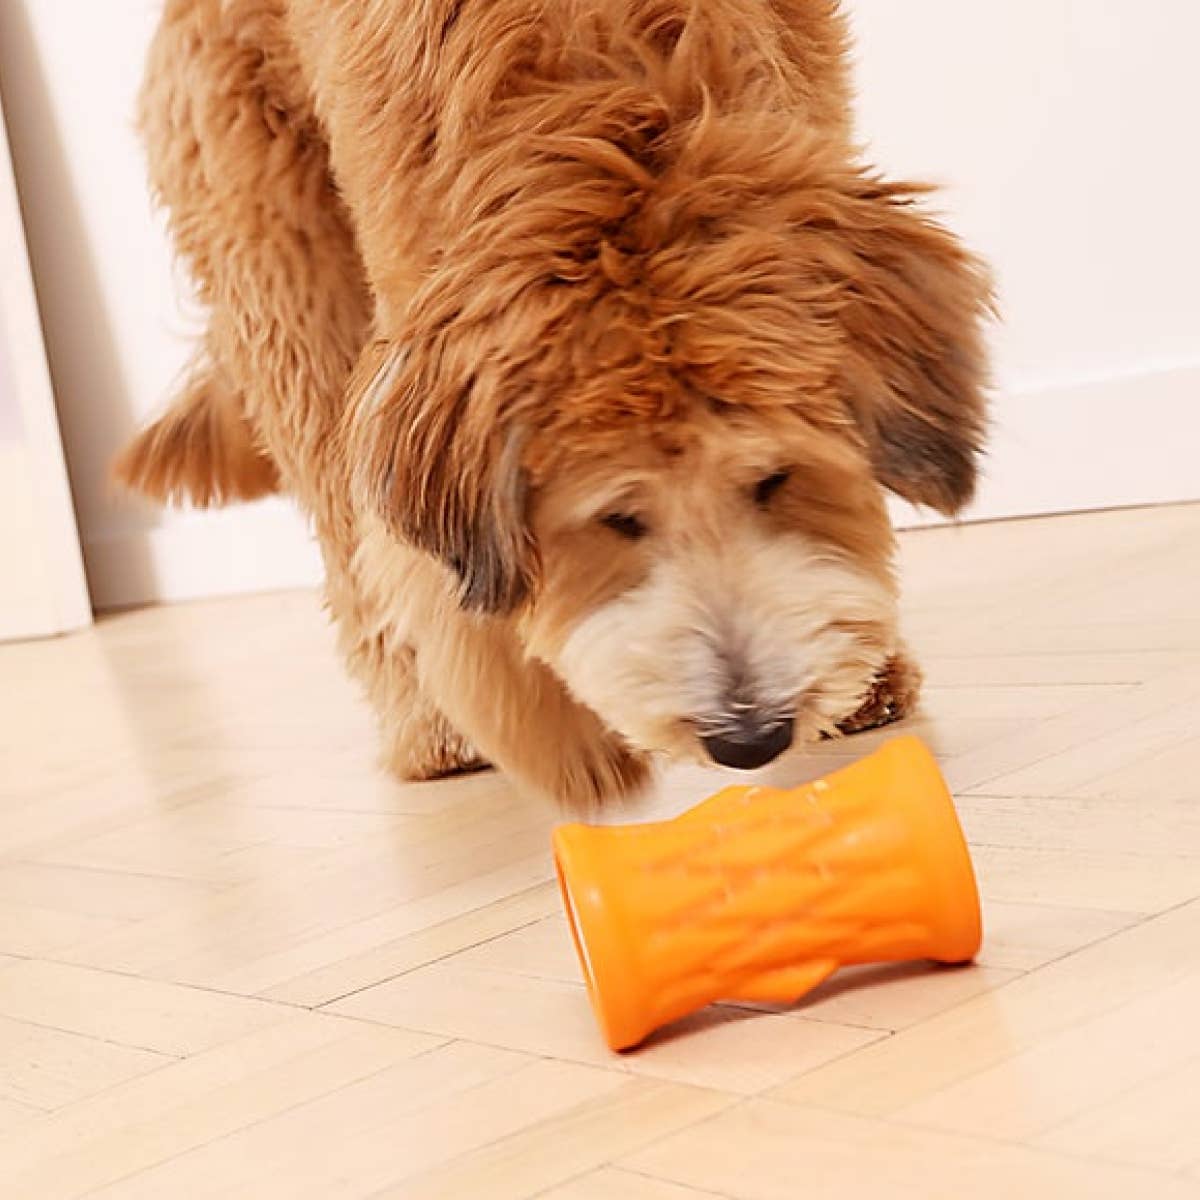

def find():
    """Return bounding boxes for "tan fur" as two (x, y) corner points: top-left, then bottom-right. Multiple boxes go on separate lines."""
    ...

(113, 362), (280, 506)
(121, 0), (991, 806)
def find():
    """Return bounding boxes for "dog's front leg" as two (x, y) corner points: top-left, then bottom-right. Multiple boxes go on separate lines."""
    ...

(415, 612), (652, 809)
(380, 549), (651, 809)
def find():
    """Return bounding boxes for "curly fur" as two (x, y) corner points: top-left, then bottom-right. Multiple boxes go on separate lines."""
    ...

(119, 0), (991, 806)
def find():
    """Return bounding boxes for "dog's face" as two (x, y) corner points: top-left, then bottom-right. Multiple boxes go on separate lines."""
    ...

(351, 135), (990, 769)
(519, 409), (896, 767)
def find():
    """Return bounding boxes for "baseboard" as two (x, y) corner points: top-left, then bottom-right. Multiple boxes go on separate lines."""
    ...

(888, 361), (1200, 530)
(86, 363), (1200, 609)
(87, 498), (324, 610)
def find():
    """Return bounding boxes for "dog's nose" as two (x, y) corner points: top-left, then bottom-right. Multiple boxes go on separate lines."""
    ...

(702, 714), (794, 770)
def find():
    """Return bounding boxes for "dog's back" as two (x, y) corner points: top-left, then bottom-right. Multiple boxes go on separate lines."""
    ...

(116, 0), (369, 513)
(117, 0), (853, 510)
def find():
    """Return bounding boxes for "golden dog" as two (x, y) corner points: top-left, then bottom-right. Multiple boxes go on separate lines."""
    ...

(118, 0), (991, 806)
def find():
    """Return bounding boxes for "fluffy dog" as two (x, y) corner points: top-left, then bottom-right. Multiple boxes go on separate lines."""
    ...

(118, 0), (990, 806)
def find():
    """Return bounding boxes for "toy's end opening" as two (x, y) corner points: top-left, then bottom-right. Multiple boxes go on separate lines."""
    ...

(555, 852), (599, 1000)
(554, 841), (643, 1052)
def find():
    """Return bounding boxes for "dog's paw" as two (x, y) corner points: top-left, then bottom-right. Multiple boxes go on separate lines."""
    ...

(836, 651), (924, 736)
(385, 716), (490, 782)
(551, 735), (653, 812)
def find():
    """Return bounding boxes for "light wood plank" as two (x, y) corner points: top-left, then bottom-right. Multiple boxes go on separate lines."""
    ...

(973, 899), (1139, 971)
(0, 959), (293, 1057)
(961, 793), (1200, 857)
(262, 881), (562, 1007)
(919, 683), (1134, 722)
(623, 1100), (1200, 1200)
(30, 803), (420, 884)
(57, 827), (553, 991)
(894, 970), (1200, 1140)
(922, 650), (1192, 688)
(770, 897), (1200, 1117)
(0, 1096), (41, 1135)
(0, 901), (129, 957)
(1068, 733), (1200, 804)
(0, 1014), (169, 1111)
(86, 1053), (696, 1200)
(540, 1170), (728, 1199)
(217, 850), (555, 998)
(972, 842), (1200, 912)
(375, 1077), (731, 1200)
(945, 665), (1200, 794)
(0, 861), (221, 921)
(0, 1014), (441, 1199)
(1036, 1054), (1200, 1173)
(331, 957), (886, 1095)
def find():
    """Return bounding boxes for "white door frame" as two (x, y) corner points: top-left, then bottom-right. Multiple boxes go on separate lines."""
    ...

(0, 97), (91, 641)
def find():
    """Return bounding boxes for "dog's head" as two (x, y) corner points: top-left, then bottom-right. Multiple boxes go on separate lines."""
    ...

(349, 126), (990, 768)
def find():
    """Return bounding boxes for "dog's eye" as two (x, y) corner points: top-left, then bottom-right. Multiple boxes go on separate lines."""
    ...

(753, 470), (791, 506)
(601, 512), (648, 540)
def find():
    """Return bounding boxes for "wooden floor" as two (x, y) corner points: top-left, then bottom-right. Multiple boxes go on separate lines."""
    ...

(3, 504), (1200, 1198)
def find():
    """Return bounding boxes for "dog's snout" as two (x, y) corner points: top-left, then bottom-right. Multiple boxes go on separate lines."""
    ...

(702, 713), (794, 770)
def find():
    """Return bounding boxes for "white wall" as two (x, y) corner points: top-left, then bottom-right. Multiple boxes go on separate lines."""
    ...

(849, 1), (1200, 528)
(1, 0), (1197, 608)
(0, 0), (323, 610)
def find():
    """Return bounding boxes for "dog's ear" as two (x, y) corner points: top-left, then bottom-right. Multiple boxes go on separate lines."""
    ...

(346, 340), (537, 613)
(825, 177), (993, 514)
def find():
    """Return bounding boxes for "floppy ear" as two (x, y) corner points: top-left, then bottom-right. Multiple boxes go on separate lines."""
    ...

(830, 178), (993, 513)
(346, 340), (537, 613)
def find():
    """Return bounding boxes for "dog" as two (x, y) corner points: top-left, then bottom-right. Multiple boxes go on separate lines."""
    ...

(117, 0), (990, 807)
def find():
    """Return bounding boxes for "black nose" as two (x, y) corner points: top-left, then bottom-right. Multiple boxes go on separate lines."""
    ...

(702, 715), (795, 770)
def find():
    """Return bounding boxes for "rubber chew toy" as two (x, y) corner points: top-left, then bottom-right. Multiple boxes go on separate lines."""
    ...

(553, 736), (981, 1052)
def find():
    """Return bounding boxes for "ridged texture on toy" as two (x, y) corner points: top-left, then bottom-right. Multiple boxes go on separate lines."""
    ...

(553, 736), (981, 1051)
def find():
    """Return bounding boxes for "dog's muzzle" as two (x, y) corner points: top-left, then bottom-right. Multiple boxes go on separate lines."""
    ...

(701, 714), (794, 770)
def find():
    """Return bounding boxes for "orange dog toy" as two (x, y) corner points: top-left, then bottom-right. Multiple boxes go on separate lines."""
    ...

(553, 736), (981, 1051)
